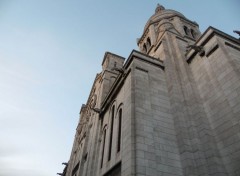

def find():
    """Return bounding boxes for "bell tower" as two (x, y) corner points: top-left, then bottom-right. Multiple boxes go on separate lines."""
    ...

(137, 4), (201, 59)
(137, 4), (228, 176)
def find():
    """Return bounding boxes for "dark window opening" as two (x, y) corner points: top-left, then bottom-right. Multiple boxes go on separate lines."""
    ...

(103, 162), (121, 176)
(72, 162), (79, 176)
(117, 109), (122, 152)
(108, 106), (115, 161)
(146, 37), (151, 50)
(183, 26), (188, 35)
(83, 152), (88, 162)
(190, 29), (195, 38)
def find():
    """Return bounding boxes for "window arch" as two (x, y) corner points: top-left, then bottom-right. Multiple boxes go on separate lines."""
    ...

(115, 103), (123, 153)
(117, 108), (122, 152)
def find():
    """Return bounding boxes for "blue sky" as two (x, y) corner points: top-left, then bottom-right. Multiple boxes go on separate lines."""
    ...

(0, 0), (239, 175)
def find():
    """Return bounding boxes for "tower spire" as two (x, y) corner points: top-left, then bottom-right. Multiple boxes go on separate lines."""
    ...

(155, 3), (165, 14)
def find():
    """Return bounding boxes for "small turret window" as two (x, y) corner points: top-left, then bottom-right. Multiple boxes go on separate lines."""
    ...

(190, 29), (195, 39)
(183, 26), (188, 35)
(146, 37), (151, 49)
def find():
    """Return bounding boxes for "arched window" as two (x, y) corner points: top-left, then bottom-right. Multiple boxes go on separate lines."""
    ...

(108, 105), (115, 161)
(143, 44), (147, 53)
(101, 128), (107, 168)
(117, 109), (122, 152)
(183, 26), (188, 35)
(190, 29), (195, 39)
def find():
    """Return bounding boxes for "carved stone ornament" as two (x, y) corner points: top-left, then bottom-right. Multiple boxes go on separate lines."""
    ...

(186, 45), (205, 57)
(86, 106), (91, 117)
(86, 114), (90, 122)
(90, 94), (97, 109)
(77, 135), (81, 144)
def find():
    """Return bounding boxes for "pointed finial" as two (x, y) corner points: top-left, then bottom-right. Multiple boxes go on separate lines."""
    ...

(155, 3), (165, 14)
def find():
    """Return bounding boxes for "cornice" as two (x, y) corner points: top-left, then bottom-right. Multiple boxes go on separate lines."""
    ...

(186, 26), (240, 63)
(100, 50), (164, 116)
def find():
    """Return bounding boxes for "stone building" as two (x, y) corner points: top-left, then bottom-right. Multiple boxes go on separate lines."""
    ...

(60, 4), (240, 176)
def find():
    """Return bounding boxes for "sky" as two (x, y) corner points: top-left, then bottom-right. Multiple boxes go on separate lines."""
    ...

(0, 0), (239, 176)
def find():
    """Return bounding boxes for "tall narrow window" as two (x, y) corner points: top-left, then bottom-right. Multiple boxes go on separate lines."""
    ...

(146, 37), (151, 49)
(108, 106), (115, 161)
(101, 129), (106, 168)
(117, 109), (122, 152)
(72, 162), (79, 176)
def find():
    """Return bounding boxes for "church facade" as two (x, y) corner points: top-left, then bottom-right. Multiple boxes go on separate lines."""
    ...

(61, 4), (240, 176)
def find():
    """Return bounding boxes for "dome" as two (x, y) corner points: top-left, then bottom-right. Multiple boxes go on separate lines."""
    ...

(144, 4), (186, 31)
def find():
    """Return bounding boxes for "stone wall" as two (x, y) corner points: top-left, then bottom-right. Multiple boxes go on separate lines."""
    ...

(190, 31), (240, 175)
(132, 55), (183, 176)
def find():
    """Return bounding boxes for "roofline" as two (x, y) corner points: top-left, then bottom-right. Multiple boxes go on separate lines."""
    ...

(101, 51), (125, 66)
(138, 14), (198, 45)
(124, 50), (164, 69)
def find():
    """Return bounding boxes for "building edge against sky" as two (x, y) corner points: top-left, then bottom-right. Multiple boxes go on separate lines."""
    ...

(59, 4), (240, 176)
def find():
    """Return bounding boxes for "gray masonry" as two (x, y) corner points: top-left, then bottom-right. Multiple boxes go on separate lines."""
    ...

(61, 4), (240, 176)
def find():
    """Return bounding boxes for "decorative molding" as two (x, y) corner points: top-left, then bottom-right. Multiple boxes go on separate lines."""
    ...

(135, 67), (148, 73)
(90, 94), (97, 109)
(225, 42), (240, 52)
(176, 36), (188, 43)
